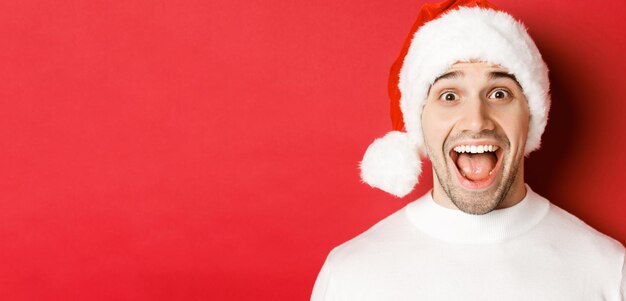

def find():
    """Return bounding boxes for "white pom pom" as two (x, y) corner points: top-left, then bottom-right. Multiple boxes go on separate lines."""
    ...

(359, 131), (421, 197)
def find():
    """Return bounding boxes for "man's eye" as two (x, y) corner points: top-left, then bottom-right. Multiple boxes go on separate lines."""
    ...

(439, 92), (458, 101)
(488, 89), (510, 99)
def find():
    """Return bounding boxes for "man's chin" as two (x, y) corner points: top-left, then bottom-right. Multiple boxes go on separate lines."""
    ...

(443, 154), (511, 214)
(443, 166), (518, 215)
(447, 188), (505, 215)
(430, 146), (521, 215)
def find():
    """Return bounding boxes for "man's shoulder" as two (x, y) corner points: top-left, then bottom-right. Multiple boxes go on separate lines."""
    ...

(326, 204), (421, 265)
(541, 199), (625, 257)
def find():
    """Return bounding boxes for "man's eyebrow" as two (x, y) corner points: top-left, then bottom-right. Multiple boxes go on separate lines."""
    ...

(427, 71), (463, 95)
(489, 71), (523, 90)
(431, 71), (463, 85)
(427, 70), (524, 95)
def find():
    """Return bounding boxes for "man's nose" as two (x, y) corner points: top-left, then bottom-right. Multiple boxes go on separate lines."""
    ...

(457, 96), (495, 133)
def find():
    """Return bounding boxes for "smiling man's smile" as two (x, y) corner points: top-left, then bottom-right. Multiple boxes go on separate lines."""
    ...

(450, 140), (502, 187)
(452, 143), (499, 180)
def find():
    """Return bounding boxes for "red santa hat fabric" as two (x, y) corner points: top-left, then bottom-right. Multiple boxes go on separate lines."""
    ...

(360, 0), (550, 197)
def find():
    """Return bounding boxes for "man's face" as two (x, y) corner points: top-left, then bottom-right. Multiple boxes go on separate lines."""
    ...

(421, 61), (530, 215)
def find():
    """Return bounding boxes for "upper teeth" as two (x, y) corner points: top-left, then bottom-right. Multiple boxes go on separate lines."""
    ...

(453, 145), (499, 154)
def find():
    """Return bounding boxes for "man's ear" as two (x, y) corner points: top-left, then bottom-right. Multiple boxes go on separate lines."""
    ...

(419, 109), (429, 160)
(421, 148), (430, 159)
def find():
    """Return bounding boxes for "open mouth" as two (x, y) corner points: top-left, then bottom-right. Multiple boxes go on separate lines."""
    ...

(449, 144), (504, 190)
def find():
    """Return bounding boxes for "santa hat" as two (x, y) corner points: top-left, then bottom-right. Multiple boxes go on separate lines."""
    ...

(360, 0), (550, 197)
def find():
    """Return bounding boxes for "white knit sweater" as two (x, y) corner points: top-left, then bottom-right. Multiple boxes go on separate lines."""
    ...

(312, 185), (625, 300)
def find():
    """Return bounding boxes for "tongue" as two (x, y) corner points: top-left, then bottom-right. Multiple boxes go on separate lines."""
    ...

(456, 153), (497, 181)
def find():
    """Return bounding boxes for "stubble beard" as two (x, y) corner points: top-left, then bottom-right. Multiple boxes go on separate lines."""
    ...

(428, 132), (521, 215)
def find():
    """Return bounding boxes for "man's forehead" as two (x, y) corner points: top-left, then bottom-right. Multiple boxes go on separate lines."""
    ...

(448, 61), (509, 72)
(431, 61), (521, 88)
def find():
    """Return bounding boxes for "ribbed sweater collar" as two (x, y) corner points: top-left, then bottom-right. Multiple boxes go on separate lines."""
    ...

(405, 185), (550, 244)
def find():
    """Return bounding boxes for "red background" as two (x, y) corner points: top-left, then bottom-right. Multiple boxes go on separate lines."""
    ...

(1, 0), (625, 300)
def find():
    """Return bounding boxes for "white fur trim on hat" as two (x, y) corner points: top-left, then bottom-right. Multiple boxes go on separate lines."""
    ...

(360, 131), (421, 197)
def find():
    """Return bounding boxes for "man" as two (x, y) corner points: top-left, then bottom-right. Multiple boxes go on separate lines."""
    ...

(311, 0), (626, 300)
